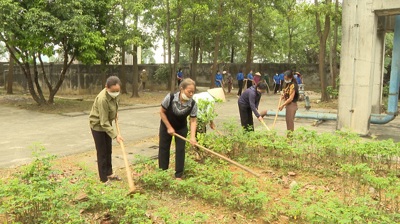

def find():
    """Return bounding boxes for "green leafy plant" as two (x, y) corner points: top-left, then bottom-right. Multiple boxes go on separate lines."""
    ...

(153, 65), (171, 84)
(0, 145), (151, 224)
(326, 85), (339, 99)
(138, 155), (269, 214)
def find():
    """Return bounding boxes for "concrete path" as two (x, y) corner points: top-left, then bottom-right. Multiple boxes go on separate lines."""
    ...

(1, 94), (399, 168)
(0, 104), (161, 168)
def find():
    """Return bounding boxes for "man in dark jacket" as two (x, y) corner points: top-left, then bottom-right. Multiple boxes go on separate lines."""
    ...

(238, 82), (268, 131)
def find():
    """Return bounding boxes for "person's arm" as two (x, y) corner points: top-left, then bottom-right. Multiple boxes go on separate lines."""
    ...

(248, 91), (262, 120)
(189, 117), (197, 145)
(279, 85), (295, 111)
(98, 99), (123, 143)
(160, 107), (175, 135)
(189, 103), (198, 145)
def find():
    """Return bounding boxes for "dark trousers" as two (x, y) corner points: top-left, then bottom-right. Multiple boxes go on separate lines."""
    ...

(247, 80), (253, 89)
(142, 82), (146, 89)
(228, 83), (232, 93)
(237, 80), (244, 96)
(238, 103), (254, 131)
(158, 124), (188, 178)
(91, 129), (113, 182)
(274, 83), (281, 94)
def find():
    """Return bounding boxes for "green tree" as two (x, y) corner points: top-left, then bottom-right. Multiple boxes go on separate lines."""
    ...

(0, 0), (105, 105)
(310, 0), (333, 101)
(117, 0), (149, 97)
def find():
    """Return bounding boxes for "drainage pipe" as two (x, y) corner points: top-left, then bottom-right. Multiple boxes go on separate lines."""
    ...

(266, 111), (337, 121)
(267, 16), (400, 125)
(370, 15), (400, 124)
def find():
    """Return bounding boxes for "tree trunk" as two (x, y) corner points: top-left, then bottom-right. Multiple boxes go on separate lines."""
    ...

(120, 9), (128, 94)
(48, 47), (75, 104)
(230, 45), (234, 63)
(5, 44), (42, 104)
(172, 0), (181, 92)
(331, 0), (339, 89)
(190, 14), (197, 81)
(32, 54), (46, 103)
(315, 0), (331, 102)
(287, 17), (292, 63)
(191, 38), (200, 82)
(6, 50), (14, 94)
(39, 54), (53, 92)
(199, 44), (203, 64)
(121, 46), (127, 94)
(166, 0), (173, 91)
(24, 62), (43, 104)
(245, 4), (253, 74)
(163, 32), (166, 64)
(211, 0), (223, 88)
(131, 45), (140, 97)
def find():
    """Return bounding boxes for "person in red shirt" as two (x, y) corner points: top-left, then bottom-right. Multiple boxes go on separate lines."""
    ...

(253, 72), (262, 85)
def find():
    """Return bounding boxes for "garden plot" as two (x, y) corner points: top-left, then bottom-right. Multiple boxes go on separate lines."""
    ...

(1, 124), (399, 223)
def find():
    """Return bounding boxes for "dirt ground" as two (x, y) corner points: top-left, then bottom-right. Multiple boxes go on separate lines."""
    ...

(0, 89), (168, 114)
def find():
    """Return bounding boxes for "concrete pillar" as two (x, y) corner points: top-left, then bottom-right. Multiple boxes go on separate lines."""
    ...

(371, 29), (386, 114)
(337, 0), (379, 135)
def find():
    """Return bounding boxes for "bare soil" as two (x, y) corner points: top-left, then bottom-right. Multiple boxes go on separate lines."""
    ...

(0, 90), (169, 114)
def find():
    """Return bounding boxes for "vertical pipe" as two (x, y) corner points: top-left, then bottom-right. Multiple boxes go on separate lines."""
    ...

(387, 15), (400, 114)
(370, 15), (400, 124)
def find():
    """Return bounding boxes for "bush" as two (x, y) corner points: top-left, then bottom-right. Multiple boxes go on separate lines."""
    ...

(153, 65), (170, 84)
(326, 85), (339, 99)
(0, 145), (151, 224)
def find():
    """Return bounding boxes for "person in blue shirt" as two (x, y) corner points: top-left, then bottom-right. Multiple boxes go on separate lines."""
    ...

(246, 70), (254, 89)
(236, 70), (245, 96)
(177, 69), (183, 86)
(294, 72), (303, 84)
(278, 72), (285, 91)
(215, 71), (224, 87)
(273, 73), (281, 94)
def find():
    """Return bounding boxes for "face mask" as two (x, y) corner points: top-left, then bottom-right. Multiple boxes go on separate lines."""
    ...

(107, 91), (120, 98)
(181, 92), (190, 101)
(285, 79), (292, 84)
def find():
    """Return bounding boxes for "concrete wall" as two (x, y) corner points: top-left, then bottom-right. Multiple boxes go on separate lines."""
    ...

(338, 0), (400, 135)
(0, 62), (329, 93)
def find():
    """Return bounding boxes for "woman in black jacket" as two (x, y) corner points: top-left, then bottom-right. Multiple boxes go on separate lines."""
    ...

(159, 78), (198, 180)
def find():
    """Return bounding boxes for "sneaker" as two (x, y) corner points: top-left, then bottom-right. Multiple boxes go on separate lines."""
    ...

(107, 175), (122, 181)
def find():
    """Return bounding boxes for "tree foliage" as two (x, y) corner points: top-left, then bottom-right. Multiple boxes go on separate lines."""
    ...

(0, 0), (105, 104)
(1, 0), (343, 101)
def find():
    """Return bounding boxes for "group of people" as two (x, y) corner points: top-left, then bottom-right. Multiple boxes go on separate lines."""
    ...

(89, 76), (222, 183)
(238, 70), (299, 132)
(89, 70), (299, 183)
(236, 70), (270, 97)
(273, 71), (303, 94)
